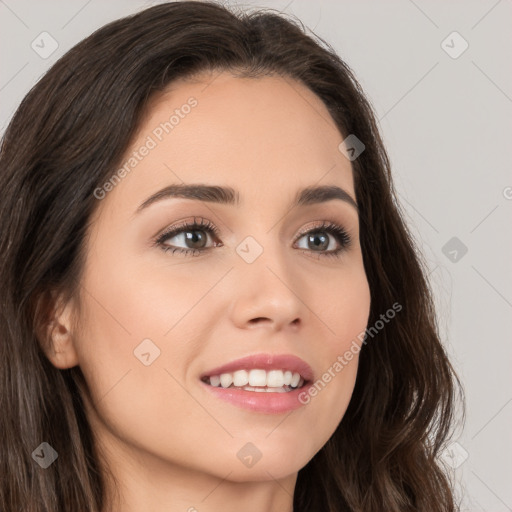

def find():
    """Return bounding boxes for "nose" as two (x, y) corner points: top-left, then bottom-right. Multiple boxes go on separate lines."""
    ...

(228, 241), (305, 332)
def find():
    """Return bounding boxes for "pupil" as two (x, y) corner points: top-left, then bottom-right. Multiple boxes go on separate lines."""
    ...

(309, 233), (328, 250)
(186, 230), (206, 248)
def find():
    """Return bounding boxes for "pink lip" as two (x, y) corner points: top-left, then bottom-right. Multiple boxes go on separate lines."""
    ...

(200, 353), (314, 382)
(199, 353), (314, 414)
(200, 380), (314, 414)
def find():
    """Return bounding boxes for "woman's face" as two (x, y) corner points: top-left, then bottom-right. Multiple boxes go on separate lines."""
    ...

(65, 72), (370, 484)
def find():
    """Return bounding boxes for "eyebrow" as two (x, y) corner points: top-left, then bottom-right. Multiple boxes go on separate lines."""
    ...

(135, 183), (358, 213)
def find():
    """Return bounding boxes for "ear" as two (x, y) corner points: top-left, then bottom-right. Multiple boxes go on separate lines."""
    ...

(35, 289), (80, 369)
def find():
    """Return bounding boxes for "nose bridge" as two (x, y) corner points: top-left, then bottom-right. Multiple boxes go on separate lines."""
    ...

(229, 227), (305, 329)
(235, 220), (289, 284)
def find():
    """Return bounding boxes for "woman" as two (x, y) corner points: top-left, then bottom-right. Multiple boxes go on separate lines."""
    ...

(0, 1), (464, 511)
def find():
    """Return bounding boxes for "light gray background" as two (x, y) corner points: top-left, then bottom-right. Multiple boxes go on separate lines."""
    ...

(1, 1), (511, 510)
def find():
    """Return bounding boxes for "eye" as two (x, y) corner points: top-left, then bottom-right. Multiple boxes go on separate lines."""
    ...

(294, 221), (352, 259)
(153, 217), (352, 259)
(154, 217), (221, 257)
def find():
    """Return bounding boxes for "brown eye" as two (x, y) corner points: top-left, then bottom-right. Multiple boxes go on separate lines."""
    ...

(161, 228), (210, 250)
(155, 217), (220, 256)
(294, 221), (351, 259)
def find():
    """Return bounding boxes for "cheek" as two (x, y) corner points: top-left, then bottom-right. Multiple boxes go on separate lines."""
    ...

(318, 259), (371, 346)
(72, 274), (209, 468)
(298, 265), (370, 435)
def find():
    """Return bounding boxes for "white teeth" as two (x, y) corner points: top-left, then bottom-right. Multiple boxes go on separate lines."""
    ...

(233, 369), (249, 387)
(266, 370), (285, 387)
(210, 375), (221, 387)
(220, 373), (233, 388)
(290, 372), (301, 388)
(205, 369), (305, 390)
(248, 369), (267, 386)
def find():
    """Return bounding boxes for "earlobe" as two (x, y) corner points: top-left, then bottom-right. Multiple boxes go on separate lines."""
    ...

(35, 290), (80, 370)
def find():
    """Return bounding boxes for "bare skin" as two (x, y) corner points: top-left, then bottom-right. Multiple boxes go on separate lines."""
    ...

(43, 72), (371, 512)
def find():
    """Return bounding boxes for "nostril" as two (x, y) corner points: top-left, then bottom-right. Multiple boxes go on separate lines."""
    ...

(249, 317), (268, 324)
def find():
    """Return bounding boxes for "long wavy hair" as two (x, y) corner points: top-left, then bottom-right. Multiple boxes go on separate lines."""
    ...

(0, 1), (464, 510)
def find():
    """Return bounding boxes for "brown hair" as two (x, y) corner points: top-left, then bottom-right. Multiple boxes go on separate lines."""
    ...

(0, 1), (464, 510)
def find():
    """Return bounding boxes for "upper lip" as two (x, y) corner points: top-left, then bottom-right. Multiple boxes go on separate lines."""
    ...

(200, 353), (314, 382)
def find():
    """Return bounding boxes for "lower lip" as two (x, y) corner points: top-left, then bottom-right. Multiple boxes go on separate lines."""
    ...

(200, 380), (312, 414)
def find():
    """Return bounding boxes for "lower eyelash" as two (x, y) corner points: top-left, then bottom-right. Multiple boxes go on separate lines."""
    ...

(155, 219), (351, 258)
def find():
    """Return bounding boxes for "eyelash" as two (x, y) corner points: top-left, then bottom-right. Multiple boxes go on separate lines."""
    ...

(153, 217), (352, 259)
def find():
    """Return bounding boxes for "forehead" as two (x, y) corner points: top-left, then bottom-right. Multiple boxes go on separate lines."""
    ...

(141, 71), (346, 161)
(97, 72), (355, 216)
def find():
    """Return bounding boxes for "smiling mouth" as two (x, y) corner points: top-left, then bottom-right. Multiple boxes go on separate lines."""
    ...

(200, 370), (308, 393)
